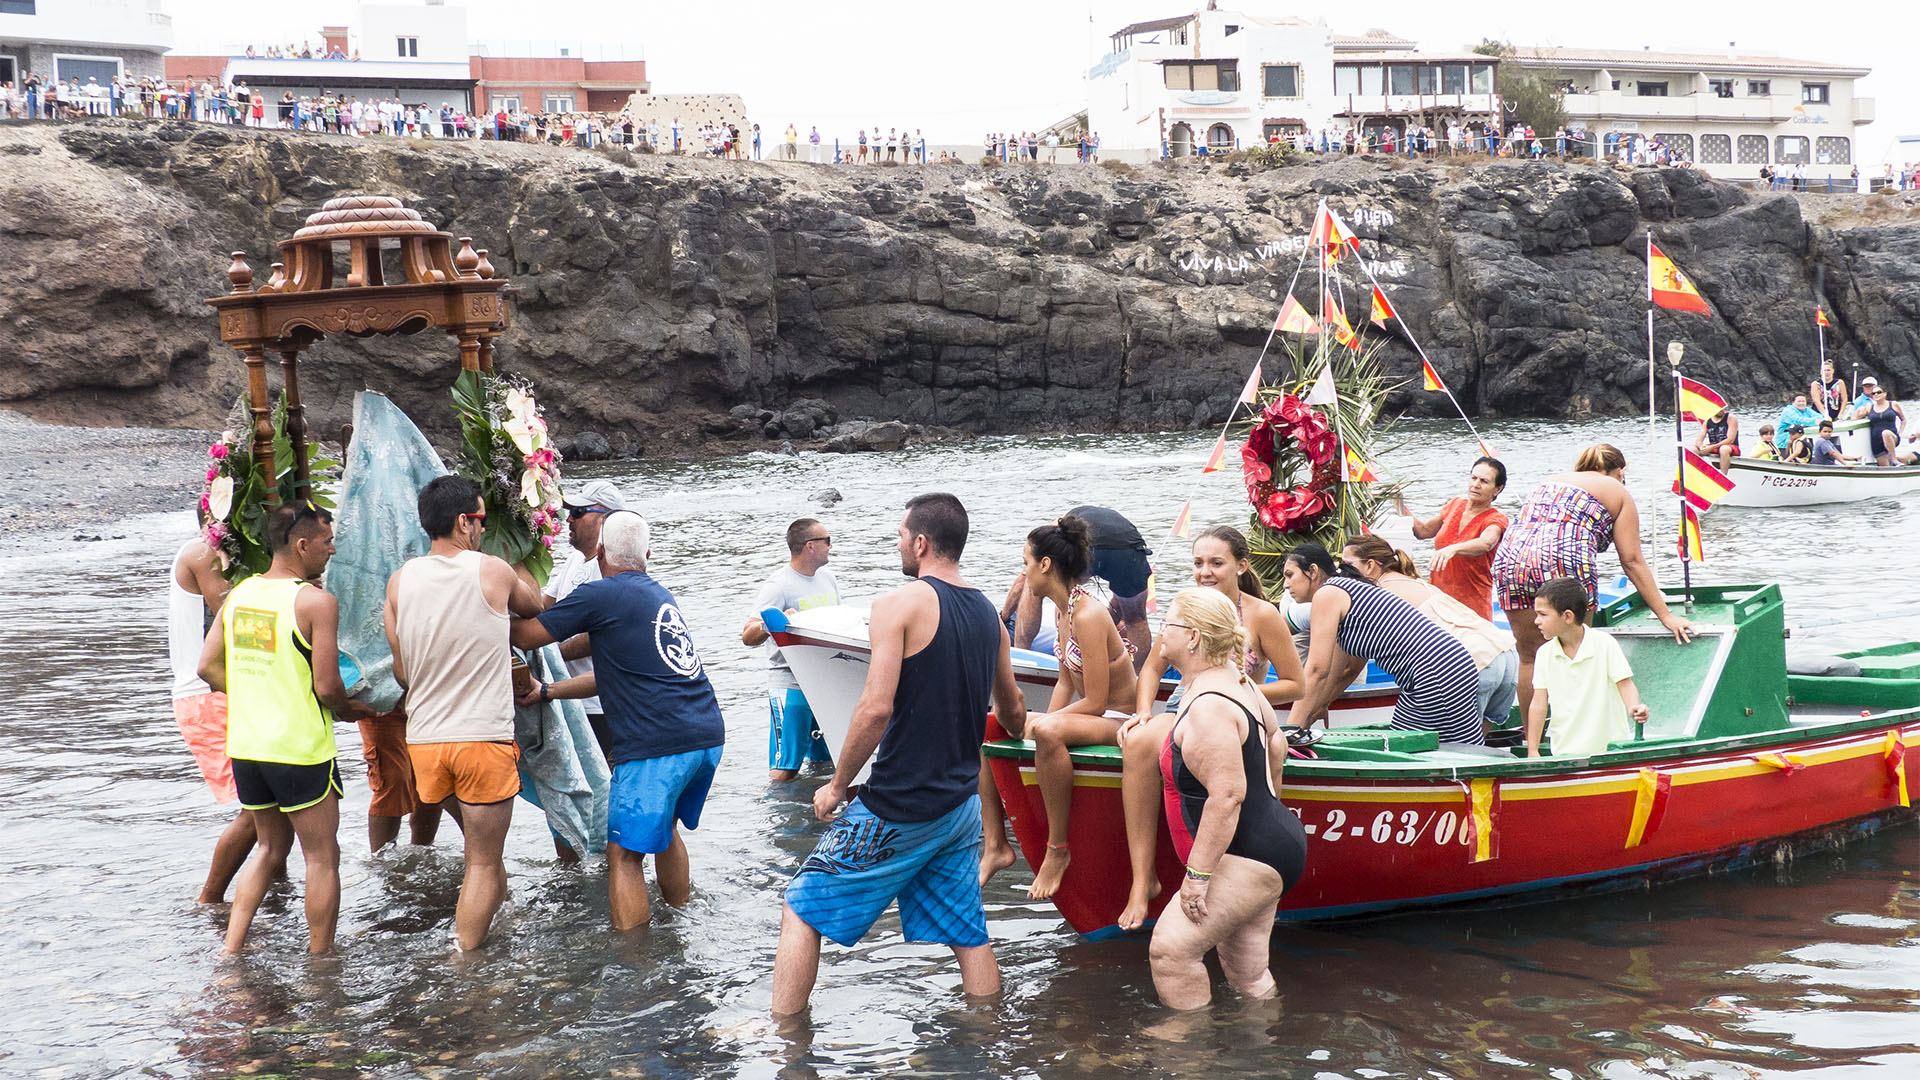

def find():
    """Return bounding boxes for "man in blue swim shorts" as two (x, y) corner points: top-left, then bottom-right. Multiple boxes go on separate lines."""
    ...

(771, 493), (1026, 1015)
(741, 517), (841, 781)
(513, 511), (726, 931)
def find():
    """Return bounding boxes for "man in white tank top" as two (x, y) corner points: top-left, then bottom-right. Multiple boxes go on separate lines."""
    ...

(383, 476), (545, 951)
(169, 530), (282, 902)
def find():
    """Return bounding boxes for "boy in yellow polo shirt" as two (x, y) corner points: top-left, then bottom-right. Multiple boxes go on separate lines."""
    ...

(199, 502), (367, 954)
(1525, 577), (1648, 759)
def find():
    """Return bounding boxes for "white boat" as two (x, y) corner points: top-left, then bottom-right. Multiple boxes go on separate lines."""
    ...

(762, 604), (1403, 779)
(1721, 419), (1920, 507)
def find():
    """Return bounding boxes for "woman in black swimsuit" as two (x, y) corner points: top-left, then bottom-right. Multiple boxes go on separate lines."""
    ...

(1151, 588), (1306, 1010)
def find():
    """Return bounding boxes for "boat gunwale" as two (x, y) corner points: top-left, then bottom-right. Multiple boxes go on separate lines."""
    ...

(983, 707), (1918, 779)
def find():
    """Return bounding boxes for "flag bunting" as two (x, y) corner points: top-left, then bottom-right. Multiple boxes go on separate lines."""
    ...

(1370, 286), (1397, 324)
(1422, 358), (1447, 393)
(1170, 500), (1192, 539)
(1342, 444), (1378, 483)
(1202, 433), (1227, 474)
(1237, 360), (1263, 404)
(1324, 294), (1360, 351)
(1679, 503), (1704, 563)
(1275, 295), (1320, 335)
(1304, 363), (1338, 406)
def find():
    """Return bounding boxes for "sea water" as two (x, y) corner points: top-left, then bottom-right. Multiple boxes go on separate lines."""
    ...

(2, 417), (1916, 1079)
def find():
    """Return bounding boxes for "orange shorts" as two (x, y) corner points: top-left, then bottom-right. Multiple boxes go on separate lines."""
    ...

(408, 740), (521, 806)
(173, 692), (235, 803)
(358, 709), (420, 818)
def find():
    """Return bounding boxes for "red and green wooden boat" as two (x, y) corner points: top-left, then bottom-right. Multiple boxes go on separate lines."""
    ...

(983, 584), (1920, 938)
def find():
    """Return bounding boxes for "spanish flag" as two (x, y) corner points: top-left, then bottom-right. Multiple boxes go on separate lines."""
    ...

(1816, 306), (1830, 328)
(1624, 769), (1672, 848)
(1341, 443), (1378, 483)
(1673, 448), (1736, 509)
(1275, 294), (1320, 335)
(1325, 295), (1361, 351)
(1677, 376), (1728, 422)
(1310, 203), (1362, 262)
(1422, 358), (1446, 393)
(1236, 360), (1263, 404)
(1202, 432), (1227, 473)
(1679, 503), (1704, 563)
(1170, 500), (1192, 539)
(1649, 241), (1711, 315)
(1370, 286), (1397, 323)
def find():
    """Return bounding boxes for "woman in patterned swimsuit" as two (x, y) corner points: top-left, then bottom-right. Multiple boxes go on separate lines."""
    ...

(990, 514), (1137, 902)
(1490, 443), (1695, 719)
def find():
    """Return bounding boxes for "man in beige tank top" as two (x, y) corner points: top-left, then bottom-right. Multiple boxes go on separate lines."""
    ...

(383, 476), (545, 951)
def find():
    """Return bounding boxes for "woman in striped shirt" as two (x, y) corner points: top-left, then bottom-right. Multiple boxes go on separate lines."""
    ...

(1280, 543), (1484, 746)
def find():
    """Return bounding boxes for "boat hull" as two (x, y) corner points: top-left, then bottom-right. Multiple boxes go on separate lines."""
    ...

(1721, 456), (1920, 507)
(986, 718), (1919, 936)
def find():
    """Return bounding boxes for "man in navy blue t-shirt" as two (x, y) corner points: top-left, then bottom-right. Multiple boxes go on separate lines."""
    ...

(511, 511), (725, 930)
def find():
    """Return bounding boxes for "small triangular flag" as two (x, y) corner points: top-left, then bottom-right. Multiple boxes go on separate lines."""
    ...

(1370, 286), (1397, 323)
(1304, 363), (1338, 406)
(1237, 361), (1263, 404)
(1341, 444), (1378, 483)
(1815, 307), (1830, 328)
(1170, 500), (1193, 538)
(1202, 433), (1227, 473)
(1275, 295), (1319, 335)
(1422, 358), (1446, 393)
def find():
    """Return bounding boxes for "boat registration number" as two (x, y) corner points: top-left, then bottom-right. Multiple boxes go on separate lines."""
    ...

(1298, 807), (1474, 847)
(1759, 475), (1819, 488)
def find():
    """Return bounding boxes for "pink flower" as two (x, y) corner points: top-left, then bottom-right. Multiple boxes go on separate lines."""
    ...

(208, 444), (229, 460)
(199, 493), (211, 513)
(206, 466), (220, 482)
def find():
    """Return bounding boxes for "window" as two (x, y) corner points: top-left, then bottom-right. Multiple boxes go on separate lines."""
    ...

(1262, 122), (1302, 141)
(1334, 66), (1359, 96)
(1709, 79), (1734, 98)
(1776, 135), (1809, 163)
(1748, 80), (1770, 96)
(1360, 65), (1383, 96)
(490, 93), (522, 112)
(542, 93), (574, 113)
(1262, 64), (1300, 98)
(1815, 136), (1851, 164)
(1637, 82), (1668, 97)
(1162, 61), (1237, 92)
(1737, 134), (1769, 164)
(1471, 63), (1494, 94)
(1802, 82), (1829, 104)
(1610, 80), (1621, 90)
(1388, 64), (1415, 95)
(53, 55), (120, 85)
(1416, 64), (1438, 95)
(0, 0), (35, 13)
(1655, 133), (1693, 160)
(1207, 123), (1234, 150)
(1699, 134), (1732, 164)
(1225, 24), (1239, 36)
(0, 56), (14, 85)
(1442, 64), (1467, 95)
(397, 36), (418, 58)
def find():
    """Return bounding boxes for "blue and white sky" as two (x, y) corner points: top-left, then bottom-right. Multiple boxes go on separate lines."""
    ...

(166, 0), (1917, 162)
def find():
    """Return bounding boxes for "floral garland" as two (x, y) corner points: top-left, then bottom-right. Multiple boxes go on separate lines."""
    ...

(198, 398), (336, 581)
(1241, 393), (1339, 533)
(451, 369), (564, 585)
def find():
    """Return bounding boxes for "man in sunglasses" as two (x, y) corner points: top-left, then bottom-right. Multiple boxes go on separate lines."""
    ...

(741, 518), (841, 781)
(383, 475), (546, 951)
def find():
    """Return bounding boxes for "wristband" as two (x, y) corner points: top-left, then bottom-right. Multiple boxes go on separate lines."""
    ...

(1184, 865), (1213, 881)
(540, 683), (551, 703)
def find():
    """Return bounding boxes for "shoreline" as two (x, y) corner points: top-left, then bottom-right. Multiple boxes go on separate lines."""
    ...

(0, 409), (213, 547)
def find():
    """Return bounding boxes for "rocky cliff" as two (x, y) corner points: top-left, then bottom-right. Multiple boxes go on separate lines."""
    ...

(3, 120), (1918, 454)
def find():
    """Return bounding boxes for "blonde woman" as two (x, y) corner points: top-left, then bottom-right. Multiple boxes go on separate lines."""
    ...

(1151, 588), (1304, 1010)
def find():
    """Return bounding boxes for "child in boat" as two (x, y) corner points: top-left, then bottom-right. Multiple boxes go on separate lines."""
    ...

(1752, 425), (1777, 460)
(1525, 577), (1647, 759)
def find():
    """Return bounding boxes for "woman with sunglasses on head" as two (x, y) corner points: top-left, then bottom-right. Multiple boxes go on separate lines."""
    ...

(990, 514), (1137, 901)
(1149, 587), (1302, 1010)
(1112, 525), (1303, 931)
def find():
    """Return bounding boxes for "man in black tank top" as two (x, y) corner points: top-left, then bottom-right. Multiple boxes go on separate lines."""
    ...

(772, 494), (1026, 1016)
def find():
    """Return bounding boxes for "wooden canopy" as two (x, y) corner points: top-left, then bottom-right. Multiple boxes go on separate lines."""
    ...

(206, 195), (514, 502)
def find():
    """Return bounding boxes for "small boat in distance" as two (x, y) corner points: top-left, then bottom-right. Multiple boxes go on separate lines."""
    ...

(1721, 419), (1920, 507)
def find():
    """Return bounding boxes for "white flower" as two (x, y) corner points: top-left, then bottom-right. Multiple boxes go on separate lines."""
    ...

(504, 387), (537, 424)
(208, 474), (234, 521)
(504, 415), (544, 455)
(521, 468), (543, 508)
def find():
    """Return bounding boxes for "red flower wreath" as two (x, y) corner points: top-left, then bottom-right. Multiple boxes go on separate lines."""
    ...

(1241, 393), (1341, 533)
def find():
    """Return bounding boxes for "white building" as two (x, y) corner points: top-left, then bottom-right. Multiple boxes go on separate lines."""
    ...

(1506, 46), (1872, 182)
(1083, 9), (1501, 159)
(0, 0), (173, 87)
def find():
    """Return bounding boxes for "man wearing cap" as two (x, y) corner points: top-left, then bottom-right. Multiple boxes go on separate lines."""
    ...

(546, 479), (625, 759)
(513, 510), (727, 930)
(742, 518), (841, 781)
(1849, 376), (1883, 417)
